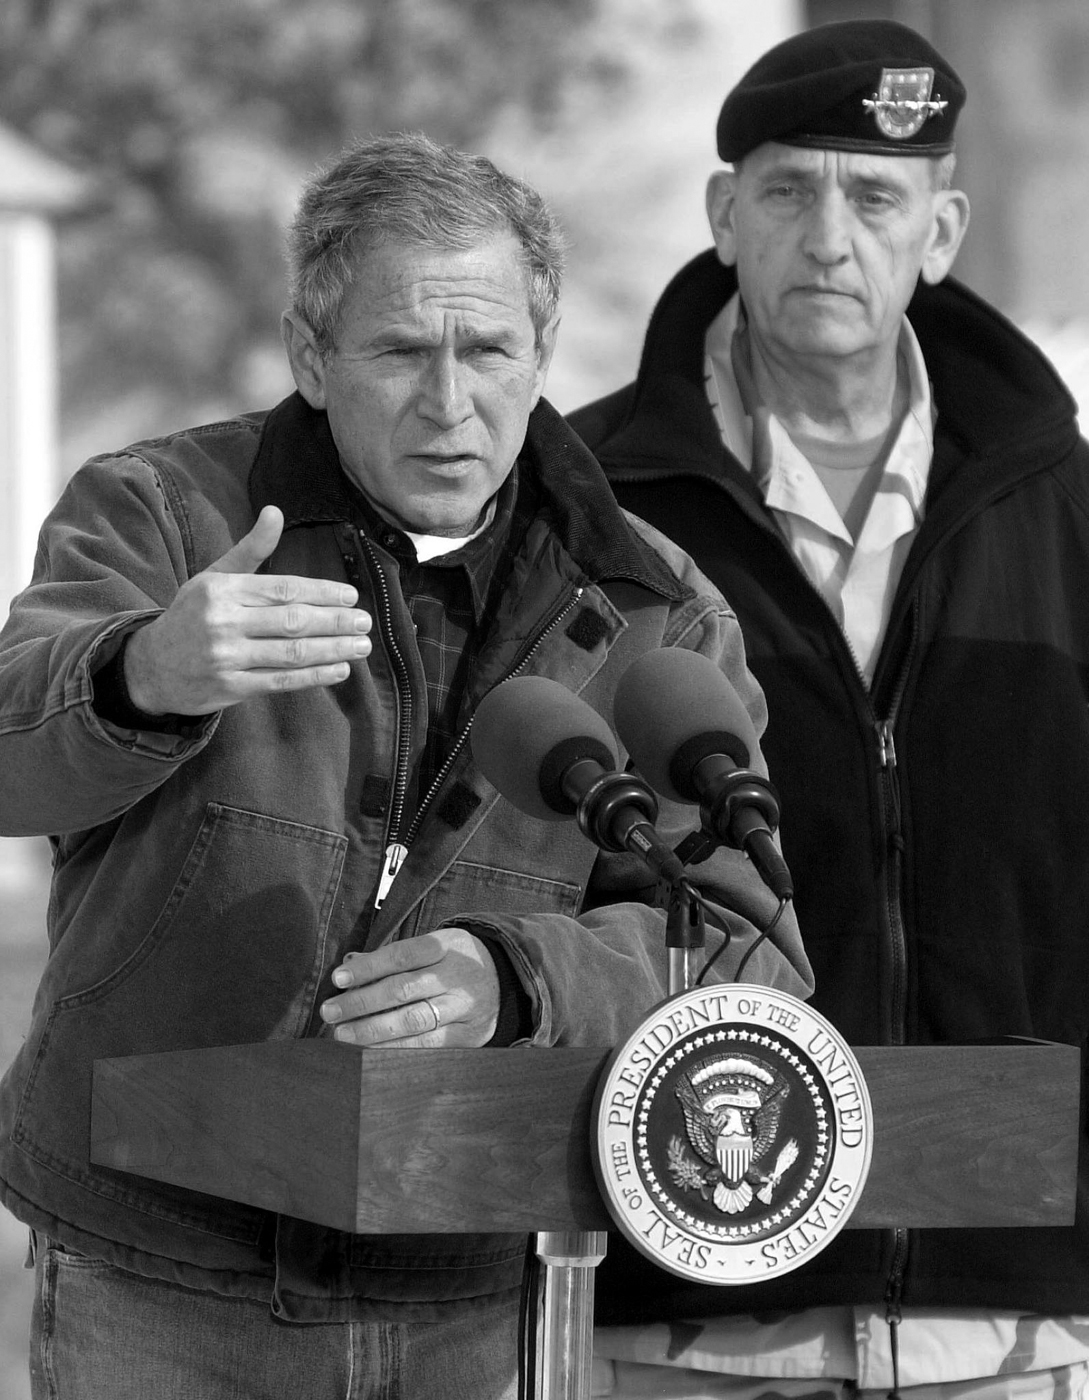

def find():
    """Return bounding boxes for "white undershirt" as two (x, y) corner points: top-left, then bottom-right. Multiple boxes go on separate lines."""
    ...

(404, 497), (497, 561)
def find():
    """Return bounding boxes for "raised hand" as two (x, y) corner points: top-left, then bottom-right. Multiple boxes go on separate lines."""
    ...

(123, 505), (372, 715)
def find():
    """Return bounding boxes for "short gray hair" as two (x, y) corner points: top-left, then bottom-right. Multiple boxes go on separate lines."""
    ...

(930, 152), (957, 191)
(287, 131), (566, 355)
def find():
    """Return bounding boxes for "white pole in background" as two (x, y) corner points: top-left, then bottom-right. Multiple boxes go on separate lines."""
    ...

(0, 209), (57, 623)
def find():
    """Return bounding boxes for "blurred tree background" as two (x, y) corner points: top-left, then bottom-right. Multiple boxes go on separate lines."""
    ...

(0, 0), (606, 455)
(0, 0), (773, 472)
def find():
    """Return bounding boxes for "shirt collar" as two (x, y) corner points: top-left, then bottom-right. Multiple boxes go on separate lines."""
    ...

(704, 292), (934, 533)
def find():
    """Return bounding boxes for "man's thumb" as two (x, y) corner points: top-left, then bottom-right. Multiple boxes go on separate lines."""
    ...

(207, 506), (285, 575)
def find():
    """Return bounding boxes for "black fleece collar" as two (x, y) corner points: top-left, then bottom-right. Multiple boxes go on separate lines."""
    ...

(248, 391), (689, 602)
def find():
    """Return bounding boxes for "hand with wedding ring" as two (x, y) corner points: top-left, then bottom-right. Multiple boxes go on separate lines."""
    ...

(319, 928), (501, 1048)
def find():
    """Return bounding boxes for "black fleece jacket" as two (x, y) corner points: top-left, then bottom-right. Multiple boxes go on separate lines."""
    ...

(571, 250), (1089, 1321)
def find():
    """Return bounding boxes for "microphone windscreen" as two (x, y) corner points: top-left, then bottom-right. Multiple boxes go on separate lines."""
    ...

(613, 649), (758, 803)
(471, 676), (619, 821)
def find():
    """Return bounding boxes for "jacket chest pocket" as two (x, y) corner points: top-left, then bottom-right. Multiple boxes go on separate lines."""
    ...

(408, 859), (582, 936)
(45, 802), (347, 1049)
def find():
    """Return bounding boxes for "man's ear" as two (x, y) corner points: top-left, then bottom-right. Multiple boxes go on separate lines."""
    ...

(281, 310), (328, 409)
(921, 189), (970, 286)
(530, 314), (560, 407)
(706, 170), (741, 268)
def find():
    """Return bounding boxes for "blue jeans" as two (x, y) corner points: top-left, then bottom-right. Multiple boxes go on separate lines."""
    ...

(29, 1240), (521, 1399)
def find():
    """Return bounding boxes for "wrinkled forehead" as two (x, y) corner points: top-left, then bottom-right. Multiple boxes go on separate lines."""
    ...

(739, 141), (933, 191)
(733, 144), (935, 211)
(340, 235), (538, 331)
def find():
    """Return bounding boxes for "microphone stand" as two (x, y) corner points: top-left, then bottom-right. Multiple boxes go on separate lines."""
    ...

(532, 843), (700, 1398)
(664, 873), (706, 997)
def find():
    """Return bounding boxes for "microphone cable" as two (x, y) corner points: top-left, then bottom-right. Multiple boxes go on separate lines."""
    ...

(695, 895), (791, 987)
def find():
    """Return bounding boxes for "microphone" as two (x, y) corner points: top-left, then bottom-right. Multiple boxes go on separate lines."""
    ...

(613, 650), (794, 901)
(470, 675), (689, 887)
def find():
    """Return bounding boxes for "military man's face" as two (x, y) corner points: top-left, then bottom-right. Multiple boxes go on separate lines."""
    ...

(708, 143), (966, 369)
(285, 234), (556, 537)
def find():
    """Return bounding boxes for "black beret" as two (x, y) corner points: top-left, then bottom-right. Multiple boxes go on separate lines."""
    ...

(717, 19), (965, 162)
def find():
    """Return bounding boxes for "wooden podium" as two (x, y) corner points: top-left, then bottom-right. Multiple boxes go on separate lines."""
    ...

(91, 1038), (1079, 1396)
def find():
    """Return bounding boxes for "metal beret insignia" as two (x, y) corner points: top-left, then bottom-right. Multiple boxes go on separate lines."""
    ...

(863, 67), (949, 141)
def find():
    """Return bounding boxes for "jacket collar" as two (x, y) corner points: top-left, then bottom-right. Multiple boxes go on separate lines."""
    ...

(248, 393), (356, 527)
(248, 391), (689, 602)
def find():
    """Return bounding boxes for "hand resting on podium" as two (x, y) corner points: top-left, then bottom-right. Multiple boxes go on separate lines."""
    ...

(319, 929), (501, 1047)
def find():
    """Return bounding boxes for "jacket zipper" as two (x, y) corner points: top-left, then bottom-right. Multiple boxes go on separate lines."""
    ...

(358, 519), (585, 910)
(354, 533), (417, 909)
(877, 704), (906, 1048)
(884, 1232), (906, 1400)
(878, 695), (908, 1382)
(874, 606), (918, 1388)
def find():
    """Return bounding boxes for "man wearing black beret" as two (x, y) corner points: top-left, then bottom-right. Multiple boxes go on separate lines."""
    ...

(571, 18), (1089, 1400)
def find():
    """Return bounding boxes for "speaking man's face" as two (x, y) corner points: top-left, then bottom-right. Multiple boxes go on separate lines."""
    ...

(286, 233), (555, 537)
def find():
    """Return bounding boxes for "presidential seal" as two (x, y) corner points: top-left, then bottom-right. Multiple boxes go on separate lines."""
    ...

(593, 986), (872, 1284)
(862, 67), (949, 141)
